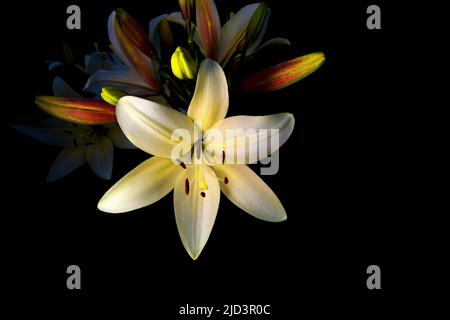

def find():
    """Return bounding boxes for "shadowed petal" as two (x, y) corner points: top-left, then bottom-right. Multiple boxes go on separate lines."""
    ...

(86, 135), (114, 180)
(106, 125), (136, 149)
(13, 119), (75, 147)
(52, 77), (82, 98)
(84, 68), (156, 96)
(47, 146), (86, 182)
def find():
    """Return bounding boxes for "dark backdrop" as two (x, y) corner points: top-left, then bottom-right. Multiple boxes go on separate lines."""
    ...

(3, 0), (417, 316)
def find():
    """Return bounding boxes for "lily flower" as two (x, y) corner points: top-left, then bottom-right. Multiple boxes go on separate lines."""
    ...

(195, 0), (291, 67)
(14, 77), (135, 181)
(98, 59), (294, 259)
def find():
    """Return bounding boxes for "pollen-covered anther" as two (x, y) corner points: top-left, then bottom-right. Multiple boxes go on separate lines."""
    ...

(185, 178), (190, 195)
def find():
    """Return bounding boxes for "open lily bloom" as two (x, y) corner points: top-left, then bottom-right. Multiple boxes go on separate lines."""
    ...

(15, 77), (135, 181)
(98, 59), (294, 259)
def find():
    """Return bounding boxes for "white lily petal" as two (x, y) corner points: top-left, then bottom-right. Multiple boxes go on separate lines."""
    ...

(47, 146), (86, 182)
(84, 68), (155, 96)
(86, 135), (114, 180)
(52, 77), (82, 98)
(174, 165), (220, 260)
(98, 157), (182, 213)
(116, 96), (193, 159)
(106, 125), (136, 149)
(213, 165), (286, 222)
(205, 113), (294, 164)
(187, 59), (229, 130)
(246, 8), (271, 55)
(219, 3), (259, 66)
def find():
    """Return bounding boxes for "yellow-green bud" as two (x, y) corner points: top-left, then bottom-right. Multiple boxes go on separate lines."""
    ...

(171, 46), (197, 80)
(101, 87), (127, 106)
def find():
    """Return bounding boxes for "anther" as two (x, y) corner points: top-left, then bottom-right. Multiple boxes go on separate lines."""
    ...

(185, 178), (190, 195)
(200, 192), (206, 198)
(177, 159), (187, 169)
(224, 177), (229, 184)
(222, 150), (226, 164)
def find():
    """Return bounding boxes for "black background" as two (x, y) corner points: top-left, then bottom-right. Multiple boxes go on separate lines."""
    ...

(3, 0), (424, 316)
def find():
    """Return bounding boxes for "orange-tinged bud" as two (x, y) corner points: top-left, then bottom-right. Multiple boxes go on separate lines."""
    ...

(241, 52), (325, 92)
(35, 96), (117, 125)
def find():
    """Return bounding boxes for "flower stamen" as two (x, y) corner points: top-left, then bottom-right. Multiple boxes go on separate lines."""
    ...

(185, 178), (190, 195)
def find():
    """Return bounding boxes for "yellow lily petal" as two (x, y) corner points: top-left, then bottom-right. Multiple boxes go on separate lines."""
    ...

(98, 157), (182, 213)
(205, 113), (294, 164)
(213, 165), (286, 222)
(116, 96), (193, 159)
(187, 59), (229, 130)
(174, 164), (220, 260)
